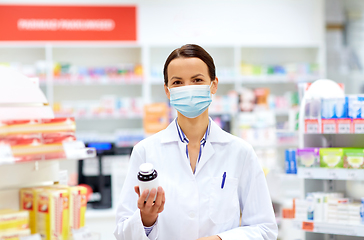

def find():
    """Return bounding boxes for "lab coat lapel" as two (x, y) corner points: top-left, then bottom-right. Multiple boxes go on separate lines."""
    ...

(194, 140), (214, 175)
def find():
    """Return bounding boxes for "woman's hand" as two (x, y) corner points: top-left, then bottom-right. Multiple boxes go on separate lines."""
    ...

(134, 186), (166, 227)
(197, 236), (222, 240)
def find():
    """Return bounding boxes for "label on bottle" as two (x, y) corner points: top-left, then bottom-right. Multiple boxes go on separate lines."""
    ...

(305, 119), (319, 133)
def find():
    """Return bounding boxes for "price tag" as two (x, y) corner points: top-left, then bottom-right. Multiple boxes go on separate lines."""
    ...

(347, 170), (357, 180)
(303, 169), (313, 178)
(0, 144), (15, 165)
(338, 123), (351, 133)
(72, 227), (94, 240)
(323, 123), (336, 133)
(328, 170), (338, 179)
(302, 221), (314, 231)
(305, 120), (319, 133)
(354, 123), (364, 133)
(322, 119), (337, 134)
(20, 234), (41, 240)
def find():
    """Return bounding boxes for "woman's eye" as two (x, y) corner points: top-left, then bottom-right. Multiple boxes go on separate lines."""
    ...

(172, 80), (182, 85)
(193, 78), (203, 82)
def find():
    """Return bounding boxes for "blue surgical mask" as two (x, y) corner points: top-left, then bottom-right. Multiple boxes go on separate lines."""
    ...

(168, 84), (212, 118)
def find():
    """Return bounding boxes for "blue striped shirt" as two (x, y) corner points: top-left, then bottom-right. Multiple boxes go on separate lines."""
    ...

(144, 119), (211, 236)
(175, 118), (211, 173)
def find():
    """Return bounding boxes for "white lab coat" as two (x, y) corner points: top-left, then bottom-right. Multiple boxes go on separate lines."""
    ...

(114, 119), (278, 240)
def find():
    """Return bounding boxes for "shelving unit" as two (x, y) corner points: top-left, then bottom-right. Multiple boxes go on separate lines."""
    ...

(291, 220), (364, 237)
(289, 80), (364, 240)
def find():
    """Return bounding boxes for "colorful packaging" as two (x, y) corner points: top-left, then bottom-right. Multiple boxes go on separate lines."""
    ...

(296, 148), (320, 167)
(343, 148), (364, 169)
(285, 149), (297, 174)
(47, 185), (87, 233)
(36, 189), (69, 240)
(0, 228), (31, 240)
(19, 187), (44, 234)
(0, 209), (29, 231)
(320, 148), (344, 168)
(68, 186), (87, 231)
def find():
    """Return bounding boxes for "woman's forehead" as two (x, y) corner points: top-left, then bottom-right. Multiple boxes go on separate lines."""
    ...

(167, 57), (209, 77)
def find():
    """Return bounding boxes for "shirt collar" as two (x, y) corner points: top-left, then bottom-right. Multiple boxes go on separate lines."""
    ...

(161, 117), (230, 144)
(175, 118), (210, 144)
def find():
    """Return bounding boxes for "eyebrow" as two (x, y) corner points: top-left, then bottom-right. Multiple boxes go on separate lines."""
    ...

(170, 74), (205, 81)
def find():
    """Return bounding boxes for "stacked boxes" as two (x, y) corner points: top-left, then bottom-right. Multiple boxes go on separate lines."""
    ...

(287, 148), (364, 171)
(19, 185), (87, 240)
(296, 148), (320, 168)
(320, 148), (344, 168)
(0, 209), (30, 239)
(304, 95), (364, 134)
(0, 118), (76, 163)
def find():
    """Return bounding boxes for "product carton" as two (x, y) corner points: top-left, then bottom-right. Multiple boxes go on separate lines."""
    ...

(69, 186), (87, 231)
(296, 148), (320, 167)
(0, 228), (31, 239)
(343, 148), (364, 169)
(36, 188), (69, 240)
(320, 148), (344, 168)
(19, 187), (44, 234)
(46, 185), (87, 235)
(0, 209), (29, 231)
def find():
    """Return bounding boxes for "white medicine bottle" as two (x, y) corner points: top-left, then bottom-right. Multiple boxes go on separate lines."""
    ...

(138, 163), (159, 201)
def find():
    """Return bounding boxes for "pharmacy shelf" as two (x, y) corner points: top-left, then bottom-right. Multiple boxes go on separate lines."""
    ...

(86, 207), (117, 219)
(48, 77), (143, 86)
(150, 75), (318, 85)
(297, 168), (364, 181)
(239, 75), (319, 84)
(291, 220), (364, 237)
(55, 114), (143, 120)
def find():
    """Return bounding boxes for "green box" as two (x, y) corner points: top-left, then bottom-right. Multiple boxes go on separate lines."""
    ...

(343, 148), (364, 169)
(319, 148), (344, 168)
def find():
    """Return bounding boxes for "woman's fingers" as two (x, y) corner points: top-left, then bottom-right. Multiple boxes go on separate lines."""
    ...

(134, 186), (140, 197)
(137, 189), (149, 209)
(157, 188), (165, 213)
(135, 186), (166, 214)
(144, 188), (157, 209)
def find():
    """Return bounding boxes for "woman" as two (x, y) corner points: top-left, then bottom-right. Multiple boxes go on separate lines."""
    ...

(114, 44), (278, 240)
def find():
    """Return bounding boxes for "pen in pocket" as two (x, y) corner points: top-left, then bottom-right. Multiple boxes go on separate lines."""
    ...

(221, 172), (226, 189)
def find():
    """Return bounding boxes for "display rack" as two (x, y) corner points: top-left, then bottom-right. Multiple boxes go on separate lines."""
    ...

(0, 68), (96, 240)
(291, 220), (364, 237)
(293, 80), (364, 240)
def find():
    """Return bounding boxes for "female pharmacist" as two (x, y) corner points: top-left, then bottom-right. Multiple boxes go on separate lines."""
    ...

(114, 44), (278, 240)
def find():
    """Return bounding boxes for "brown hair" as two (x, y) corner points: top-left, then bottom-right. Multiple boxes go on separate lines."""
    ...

(163, 44), (216, 86)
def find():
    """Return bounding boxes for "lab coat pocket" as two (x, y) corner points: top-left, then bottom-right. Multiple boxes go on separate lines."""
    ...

(209, 177), (239, 224)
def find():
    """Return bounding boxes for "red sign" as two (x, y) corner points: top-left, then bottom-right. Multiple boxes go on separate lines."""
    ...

(0, 5), (136, 41)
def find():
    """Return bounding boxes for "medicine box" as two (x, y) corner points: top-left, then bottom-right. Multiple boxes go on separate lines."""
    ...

(320, 148), (344, 168)
(296, 148), (320, 167)
(343, 148), (364, 169)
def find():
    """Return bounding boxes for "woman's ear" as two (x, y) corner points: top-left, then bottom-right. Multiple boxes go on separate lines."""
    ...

(211, 77), (218, 94)
(164, 84), (170, 100)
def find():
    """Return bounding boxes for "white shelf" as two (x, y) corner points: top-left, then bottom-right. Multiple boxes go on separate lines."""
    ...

(55, 114), (143, 120)
(239, 75), (319, 84)
(291, 220), (364, 237)
(47, 77), (143, 86)
(297, 168), (364, 181)
(86, 207), (116, 219)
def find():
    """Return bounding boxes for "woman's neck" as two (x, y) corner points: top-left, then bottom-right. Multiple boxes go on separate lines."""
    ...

(177, 110), (209, 143)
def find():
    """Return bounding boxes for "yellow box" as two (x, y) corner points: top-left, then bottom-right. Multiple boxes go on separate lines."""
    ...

(68, 186), (87, 231)
(19, 187), (45, 234)
(47, 185), (87, 232)
(0, 209), (29, 231)
(36, 189), (69, 240)
(0, 228), (31, 240)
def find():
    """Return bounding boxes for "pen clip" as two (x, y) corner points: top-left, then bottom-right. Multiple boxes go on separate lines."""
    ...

(221, 172), (226, 189)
